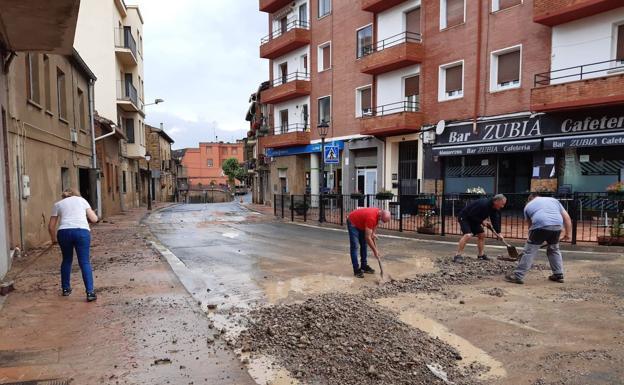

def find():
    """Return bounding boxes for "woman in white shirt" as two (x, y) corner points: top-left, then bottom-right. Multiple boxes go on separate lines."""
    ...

(48, 188), (99, 302)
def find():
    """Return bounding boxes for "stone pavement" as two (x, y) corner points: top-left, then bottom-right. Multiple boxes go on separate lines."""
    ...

(0, 204), (255, 385)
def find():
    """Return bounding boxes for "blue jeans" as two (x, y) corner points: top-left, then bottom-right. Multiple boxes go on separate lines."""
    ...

(57, 228), (94, 293)
(347, 219), (367, 272)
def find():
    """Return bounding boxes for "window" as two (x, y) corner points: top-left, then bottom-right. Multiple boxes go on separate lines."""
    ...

(57, 68), (67, 120)
(232, 148), (238, 155)
(440, 0), (465, 30)
(318, 96), (331, 124)
(616, 23), (624, 63)
(122, 171), (127, 193)
(438, 61), (464, 101)
(302, 104), (309, 128)
(280, 17), (288, 35)
(318, 0), (331, 18)
(222, 147), (228, 155)
(207, 159), (214, 167)
(491, 46), (521, 91)
(318, 43), (331, 72)
(356, 87), (372, 117)
(356, 25), (373, 58)
(43, 55), (51, 111)
(404, 75), (420, 110)
(302, 54), (308, 75)
(279, 62), (288, 85)
(26, 53), (40, 104)
(406, 8), (421, 34)
(279, 109), (289, 133)
(78, 88), (87, 132)
(492, 0), (521, 12)
(299, 3), (308, 24)
(125, 118), (135, 143)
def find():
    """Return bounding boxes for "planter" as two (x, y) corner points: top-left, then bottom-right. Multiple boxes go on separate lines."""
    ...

(417, 226), (436, 235)
(597, 236), (624, 246)
(350, 194), (364, 200)
(376, 193), (394, 201)
(607, 192), (624, 200)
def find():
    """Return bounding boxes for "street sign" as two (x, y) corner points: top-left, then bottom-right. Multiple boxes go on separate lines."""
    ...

(324, 145), (340, 164)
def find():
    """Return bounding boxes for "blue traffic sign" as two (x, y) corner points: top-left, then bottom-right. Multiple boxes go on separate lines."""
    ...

(324, 145), (340, 164)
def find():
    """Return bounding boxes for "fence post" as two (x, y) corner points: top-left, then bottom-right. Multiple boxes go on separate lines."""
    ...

(571, 193), (578, 245)
(366, 195), (370, 208)
(319, 195), (324, 223)
(440, 194), (446, 236)
(291, 195), (295, 222)
(281, 194), (285, 219)
(340, 195), (344, 226)
(399, 201), (403, 232)
(303, 195), (307, 222)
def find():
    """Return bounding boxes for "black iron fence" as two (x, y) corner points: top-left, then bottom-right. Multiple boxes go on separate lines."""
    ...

(261, 20), (310, 44)
(273, 193), (624, 245)
(271, 71), (310, 87)
(534, 58), (624, 86)
(360, 31), (422, 58)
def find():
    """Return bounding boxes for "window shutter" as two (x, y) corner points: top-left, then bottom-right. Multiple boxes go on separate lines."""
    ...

(497, 50), (520, 84)
(446, 0), (464, 28)
(361, 88), (372, 110)
(617, 24), (624, 61)
(445, 65), (462, 92)
(406, 8), (421, 34)
(404, 75), (419, 97)
(322, 45), (331, 70)
(499, 0), (521, 10)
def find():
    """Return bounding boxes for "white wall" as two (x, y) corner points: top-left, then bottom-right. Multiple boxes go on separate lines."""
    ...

(377, 0), (421, 48)
(551, 7), (624, 84)
(376, 64), (420, 109)
(273, 96), (310, 133)
(272, 45), (310, 83)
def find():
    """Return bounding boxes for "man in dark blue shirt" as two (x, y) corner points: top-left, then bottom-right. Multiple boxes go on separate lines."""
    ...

(454, 194), (507, 263)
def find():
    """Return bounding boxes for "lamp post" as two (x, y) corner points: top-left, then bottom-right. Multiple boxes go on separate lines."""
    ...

(144, 98), (165, 107)
(145, 152), (152, 211)
(317, 121), (329, 223)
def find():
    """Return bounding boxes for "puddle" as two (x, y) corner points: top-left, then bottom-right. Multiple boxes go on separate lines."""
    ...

(244, 354), (299, 385)
(262, 274), (357, 304)
(377, 297), (507, 381)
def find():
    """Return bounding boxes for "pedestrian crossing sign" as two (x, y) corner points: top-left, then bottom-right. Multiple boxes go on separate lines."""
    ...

(324, 145), (340, 164)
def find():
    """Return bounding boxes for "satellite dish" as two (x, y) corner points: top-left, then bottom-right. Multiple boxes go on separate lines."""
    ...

(436, 120), (446, 135)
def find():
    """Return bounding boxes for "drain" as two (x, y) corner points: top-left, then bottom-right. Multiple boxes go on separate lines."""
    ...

(2, 380), (71, 385)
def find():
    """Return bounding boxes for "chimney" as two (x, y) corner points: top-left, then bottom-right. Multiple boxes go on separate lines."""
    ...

(160, 122), (164, 130)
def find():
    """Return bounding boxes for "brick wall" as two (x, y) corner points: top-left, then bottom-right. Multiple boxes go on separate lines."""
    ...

(531, 74), (624, 111)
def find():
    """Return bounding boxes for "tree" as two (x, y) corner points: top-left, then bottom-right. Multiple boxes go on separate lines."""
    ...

(221, 158), (246, 189)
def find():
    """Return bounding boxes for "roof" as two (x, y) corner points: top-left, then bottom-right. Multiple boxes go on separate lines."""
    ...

(71, 48), (97, 81)
(146, 124), (175, 144)
(95, 113), (126, 140)
(172, 148), (189, 160)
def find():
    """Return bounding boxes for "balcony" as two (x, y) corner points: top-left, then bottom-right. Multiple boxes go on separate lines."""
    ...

(533, 0), (623, 26)
(531, 59), (624, 111)
(361, 0), (408, 13)
(261, 124), (311, 148)
(114, 27), (138, 66)
(116, 81), (144, 114)
(360, 100), (423, 136)
(259, 0), (292, 13)
(260, 21), (311, 60)
(262, 72), (311, 104)
(358, 32), (423, 75)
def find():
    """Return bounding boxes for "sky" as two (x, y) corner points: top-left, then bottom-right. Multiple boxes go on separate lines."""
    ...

(128, 0), (268, 149)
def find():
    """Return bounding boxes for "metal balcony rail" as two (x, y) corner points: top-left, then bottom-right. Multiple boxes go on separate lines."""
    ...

(362, 99), (420, 118)
(116, 80), (139, 108)
(271, 123), (309, 135)
(114, 28), (137, 59)
(261, 20), (310, 44)
(360, 31), (422, 58)
(271, 71), (310, 87)
(534, 58), (624, 87)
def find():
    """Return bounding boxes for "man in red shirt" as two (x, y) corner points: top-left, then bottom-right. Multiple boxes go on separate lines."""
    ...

(347, 207), (391, 278)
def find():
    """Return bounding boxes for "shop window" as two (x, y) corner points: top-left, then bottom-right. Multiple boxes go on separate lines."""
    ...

(492, 0), (521, 12)
(440, 0), (464, 30)
(356, 25), (373, 58)
(356, 86), (372, 117)
(490, 45), (521, 91)
(438, 61), (464, 101)
(318, 42), (331, 72)
(318, 0), (331, 18)
(318, 96), (331, 124)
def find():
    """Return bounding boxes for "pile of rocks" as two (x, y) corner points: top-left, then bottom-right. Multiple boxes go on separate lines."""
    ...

(237, 293), (479, 385)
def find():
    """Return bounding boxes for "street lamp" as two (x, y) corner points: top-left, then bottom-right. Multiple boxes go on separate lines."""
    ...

(144, 98), (165, 107)
(317, 121), (329, 223)
(145, 151), (152, 211)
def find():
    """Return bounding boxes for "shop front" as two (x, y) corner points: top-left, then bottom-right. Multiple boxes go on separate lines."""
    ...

(429, 106), (624, 194)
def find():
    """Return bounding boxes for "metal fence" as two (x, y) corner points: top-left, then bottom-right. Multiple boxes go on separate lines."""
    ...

(273, 193), (624, 245)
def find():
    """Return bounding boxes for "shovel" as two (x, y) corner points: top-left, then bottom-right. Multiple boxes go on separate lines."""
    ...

(486, 224), (519, 260)
(372, 239), (392, 283)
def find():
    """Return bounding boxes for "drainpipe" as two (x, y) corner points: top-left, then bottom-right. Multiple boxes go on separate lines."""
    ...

(88, 79), (101, 216)
(473, 0), (483, 133)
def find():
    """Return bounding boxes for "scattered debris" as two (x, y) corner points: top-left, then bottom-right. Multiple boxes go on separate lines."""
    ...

(426, 363), (455, 385)
(153, 358), (172, 365)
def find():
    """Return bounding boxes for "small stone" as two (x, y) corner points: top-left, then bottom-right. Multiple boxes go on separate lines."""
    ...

(207, 304), (217, 310)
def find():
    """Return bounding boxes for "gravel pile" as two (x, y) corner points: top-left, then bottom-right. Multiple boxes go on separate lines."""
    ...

(237, 293), (479, 385)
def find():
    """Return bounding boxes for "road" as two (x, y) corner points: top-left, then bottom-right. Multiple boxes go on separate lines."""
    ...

(147, 201), (624, 385)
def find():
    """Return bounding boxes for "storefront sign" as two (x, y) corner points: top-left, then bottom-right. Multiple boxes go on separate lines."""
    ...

(544, 131), (624, 150)
(266, 141), (344, 157)
(432, 139), (541, 156)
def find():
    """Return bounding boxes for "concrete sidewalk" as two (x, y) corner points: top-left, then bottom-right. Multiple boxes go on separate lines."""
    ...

(0, 205), (254, 385)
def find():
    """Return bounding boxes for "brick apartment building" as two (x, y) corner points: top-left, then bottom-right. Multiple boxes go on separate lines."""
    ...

(254, 0), (624, 201)
(180, 142), (245, 188)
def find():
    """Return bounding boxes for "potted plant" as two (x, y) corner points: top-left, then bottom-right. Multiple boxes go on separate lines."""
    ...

(598, 212), (624, 246)
(350, 192), (364, 200)
(607, 182), (624, 199)
(375, 190), (394, 200)
(417, 209), (437, 235)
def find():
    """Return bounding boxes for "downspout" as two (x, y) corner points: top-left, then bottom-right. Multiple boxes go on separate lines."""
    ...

(88, 79), (101, 216)
(473, 0), (483, 133)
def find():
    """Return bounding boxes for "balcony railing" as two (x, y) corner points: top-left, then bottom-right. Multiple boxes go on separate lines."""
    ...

(116, 80), (143, 111)
(534, 59), (624, 87)
(261, 20), (310, 45)
(114, 27), (137, 58)
(272, 123), (309, 135)
(360, 31), (422, 58)
(362, 99), (420, 118)
(271, 71), (310, 87)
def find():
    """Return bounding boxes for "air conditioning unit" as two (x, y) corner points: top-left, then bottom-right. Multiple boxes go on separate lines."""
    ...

(70, 130), (78, 143)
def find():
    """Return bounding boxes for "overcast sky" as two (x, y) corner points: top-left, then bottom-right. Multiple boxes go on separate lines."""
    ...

(128, 0), (268, 149)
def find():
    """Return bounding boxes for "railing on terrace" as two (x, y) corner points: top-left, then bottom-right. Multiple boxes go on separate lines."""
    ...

(114, 28), (137, 58)
(271, 71), (310, 87)
(362, 99), (420, 117)
(271, 123), (309, 135)
(534, 58), (624, 87)
(360, 31), (422, 58)
(261, 20), (310, 45)
(116, 80), (139, 106)
(273, 192), (624, 245)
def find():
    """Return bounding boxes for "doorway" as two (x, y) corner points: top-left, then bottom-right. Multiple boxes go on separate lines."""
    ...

(398, 141), (419, 195)
(497, 153), (532, 194)
(356, 168), (377, 195)
(279, 62), (288, 85)
(78, 168), (91, 203)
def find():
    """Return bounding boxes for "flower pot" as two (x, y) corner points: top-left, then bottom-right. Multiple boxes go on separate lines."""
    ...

(417, 226), (436, 235)
(376, 193), (394, 201)
(597, 236), (624, 246)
